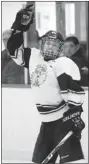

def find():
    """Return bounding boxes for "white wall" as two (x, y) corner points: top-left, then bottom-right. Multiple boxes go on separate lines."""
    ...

(2, 87), (41, 163)
(2, 87), (88, 163)
(65, 3), (75, 36)
(35, 2), (56, 36)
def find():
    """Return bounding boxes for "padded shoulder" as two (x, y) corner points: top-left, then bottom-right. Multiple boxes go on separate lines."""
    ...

(30, 47), (43, 63)
(54, 57), (81, 80)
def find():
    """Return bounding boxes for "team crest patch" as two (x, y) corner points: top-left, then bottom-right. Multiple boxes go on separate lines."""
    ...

(31, 64), (47, 86)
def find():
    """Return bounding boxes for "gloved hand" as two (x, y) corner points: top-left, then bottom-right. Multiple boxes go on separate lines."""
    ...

(71, 115), (85, 139)
(11, 4), (34, 32)
(62, 107), (85, 139)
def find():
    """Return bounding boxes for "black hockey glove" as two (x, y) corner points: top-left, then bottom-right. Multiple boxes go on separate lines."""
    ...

(62, 106), (85, 139)
(71, 114), (85, 139)
(11, 4), (34, 32)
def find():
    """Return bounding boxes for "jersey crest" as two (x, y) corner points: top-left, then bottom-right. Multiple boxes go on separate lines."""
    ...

(31, 64), (47, 86)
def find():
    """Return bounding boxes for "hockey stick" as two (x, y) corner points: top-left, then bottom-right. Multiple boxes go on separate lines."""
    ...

(42, 131), (73, 163)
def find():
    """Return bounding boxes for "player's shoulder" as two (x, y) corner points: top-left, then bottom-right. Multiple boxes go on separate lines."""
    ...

(55, 56), (79, 69)
(55, 56), (74, 64)
(30, 47), (44, 64)
(54, 56), (81, 80)
(31, 47), (40, 54)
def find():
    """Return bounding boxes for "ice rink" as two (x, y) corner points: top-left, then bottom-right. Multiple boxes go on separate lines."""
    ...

(2, 87), (88, 163)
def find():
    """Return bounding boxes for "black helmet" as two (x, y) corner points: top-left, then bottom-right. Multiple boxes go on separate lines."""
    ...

(40, 30), (64, 42)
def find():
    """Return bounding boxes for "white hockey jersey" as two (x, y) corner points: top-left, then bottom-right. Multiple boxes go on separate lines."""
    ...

(3, 30), (85, 122)
(29, 48), (84, 122)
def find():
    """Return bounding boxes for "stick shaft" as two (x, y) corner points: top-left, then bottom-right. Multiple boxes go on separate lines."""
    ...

(42, 131), (73, 163)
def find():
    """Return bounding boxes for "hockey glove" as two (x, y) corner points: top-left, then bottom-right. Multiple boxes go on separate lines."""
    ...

(71, 114), (85, 139)
(62, 106), (85, 139)
(11, 4), (34, 32)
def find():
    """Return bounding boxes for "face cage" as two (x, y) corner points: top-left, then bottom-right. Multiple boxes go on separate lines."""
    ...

(40, 37), (64, 60)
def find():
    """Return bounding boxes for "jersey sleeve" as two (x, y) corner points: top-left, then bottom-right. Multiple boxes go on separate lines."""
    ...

(3, 30), (31, 68)
(54, 57), (85, 107)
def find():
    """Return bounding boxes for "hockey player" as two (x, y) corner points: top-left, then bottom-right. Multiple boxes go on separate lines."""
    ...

(3, 5), (85, 163)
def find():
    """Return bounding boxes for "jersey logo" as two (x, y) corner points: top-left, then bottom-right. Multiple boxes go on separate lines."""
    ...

(31, 64), (47, 86)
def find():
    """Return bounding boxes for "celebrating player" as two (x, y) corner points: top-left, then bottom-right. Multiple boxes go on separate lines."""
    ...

(3, 4), (85, 163)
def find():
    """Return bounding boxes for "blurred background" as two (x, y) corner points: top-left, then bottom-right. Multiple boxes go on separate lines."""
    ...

(1, 1), (88, 86)
(1, 1), (88, 163)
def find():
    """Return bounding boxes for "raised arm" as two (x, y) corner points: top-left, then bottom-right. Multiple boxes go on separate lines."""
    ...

(2, 4), (34, 68)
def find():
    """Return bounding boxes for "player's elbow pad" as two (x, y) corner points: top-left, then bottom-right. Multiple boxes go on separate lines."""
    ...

(67, 80), (85, 106)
